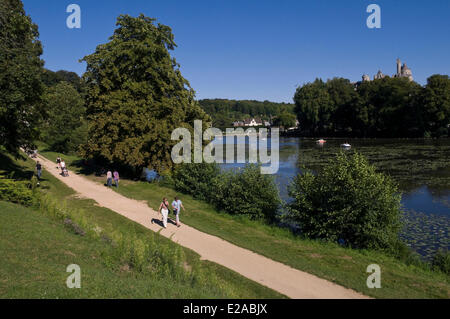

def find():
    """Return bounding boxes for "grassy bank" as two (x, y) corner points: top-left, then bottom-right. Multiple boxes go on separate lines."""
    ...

(37, 147), (450, 298)
(0, 151), (284, 298)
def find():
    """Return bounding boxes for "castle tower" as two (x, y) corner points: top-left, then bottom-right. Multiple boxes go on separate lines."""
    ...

(396, 58), (401, 77)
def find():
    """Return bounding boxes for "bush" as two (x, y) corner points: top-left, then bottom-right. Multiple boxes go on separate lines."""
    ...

(212, 164), (281, 221)
(431, 250), (450, 275)
(285, 152), (402, 250)
(173, 162), (221, 201)
(172, 162), (281, 221)
(0, 177), (34, 206)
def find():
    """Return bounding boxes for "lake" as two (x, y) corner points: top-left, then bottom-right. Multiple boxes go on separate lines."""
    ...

(216, 136), (450, 259)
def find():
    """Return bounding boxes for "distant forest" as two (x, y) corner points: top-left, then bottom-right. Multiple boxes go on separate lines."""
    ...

(198, 99), (295, 129)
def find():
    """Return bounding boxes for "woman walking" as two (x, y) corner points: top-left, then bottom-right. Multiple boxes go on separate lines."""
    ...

(106, 170), (112, 187)
(159, 197), (170, 228)
(113, 170), (119, 188)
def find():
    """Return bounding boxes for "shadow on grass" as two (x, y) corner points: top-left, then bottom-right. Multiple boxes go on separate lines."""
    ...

(71, 159), (103, 176)
(71, 158), (144, 181)
(0, 152), (34, 180)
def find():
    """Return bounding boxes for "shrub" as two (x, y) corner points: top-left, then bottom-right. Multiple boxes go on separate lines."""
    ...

(0, 177), (34, 206)
(285, 152), (402, 250)
(431, 250), (450, 275)
(212, 164), (281, 221)
(173, 162), (221, 201)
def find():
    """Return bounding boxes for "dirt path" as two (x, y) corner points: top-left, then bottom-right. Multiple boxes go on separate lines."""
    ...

(34, 154), (369, 299)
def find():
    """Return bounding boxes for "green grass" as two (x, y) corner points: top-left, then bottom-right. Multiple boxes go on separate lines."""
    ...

(0, 150), (285, 299)
(36, 146), (450, 299)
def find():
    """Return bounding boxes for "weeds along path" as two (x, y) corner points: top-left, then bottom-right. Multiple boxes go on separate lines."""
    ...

(33, 154), (369, 299)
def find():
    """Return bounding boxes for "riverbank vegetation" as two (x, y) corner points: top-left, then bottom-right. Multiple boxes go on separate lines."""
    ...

(172, 163), (281, 221)
(295, 139), (450, 260)
(294, 76), (450, 138)
(286, 152), (403, 250)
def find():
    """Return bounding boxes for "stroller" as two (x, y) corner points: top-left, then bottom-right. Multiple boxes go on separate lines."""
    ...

(62, 167), (69, 177)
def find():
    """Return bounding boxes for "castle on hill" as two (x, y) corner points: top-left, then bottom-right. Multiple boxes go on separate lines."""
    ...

(362, 58), (413, 82)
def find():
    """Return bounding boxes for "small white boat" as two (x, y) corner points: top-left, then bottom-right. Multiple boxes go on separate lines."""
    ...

(316, 139), (326, 144)
(341, 143), (351, 149)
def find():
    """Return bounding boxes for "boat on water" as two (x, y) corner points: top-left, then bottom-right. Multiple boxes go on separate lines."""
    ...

(316, 139), (326, 144)
(340, 143), (351, 149)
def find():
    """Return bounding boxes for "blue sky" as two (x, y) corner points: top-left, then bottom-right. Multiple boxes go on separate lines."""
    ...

(23, 0), (450, 102)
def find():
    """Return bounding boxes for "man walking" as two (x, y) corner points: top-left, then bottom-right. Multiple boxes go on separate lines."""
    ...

(36, 161), (42, 180)
(171, 196), (185, 228)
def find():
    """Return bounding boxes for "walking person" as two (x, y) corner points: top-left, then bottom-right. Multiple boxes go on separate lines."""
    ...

(113, 170), (119, 188)
(106, 170), (112, 187)
(159, 197), (170, 228)
(172, 196), (185, 228)
(56, 156), (61, 169)
(36, 161), (42, 180)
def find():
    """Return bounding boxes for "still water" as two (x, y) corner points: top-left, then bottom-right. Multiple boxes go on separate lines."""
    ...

(216, 136), (450, 258)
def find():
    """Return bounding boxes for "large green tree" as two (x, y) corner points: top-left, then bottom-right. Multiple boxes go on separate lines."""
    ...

(43, 82), (86, 153)
(326, 78), (360, 135)
(80, 14), (210, 173)
(422, 74), (450, 137)
(0, 0), (44, 153)
(293, 79), (333, 135)
(357, 77), (422, 137)
(273, 111), (297, 129)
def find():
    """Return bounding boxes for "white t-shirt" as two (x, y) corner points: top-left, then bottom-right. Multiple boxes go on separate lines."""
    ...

(172, 200), (182, 212)
(61, 161), (66, 168)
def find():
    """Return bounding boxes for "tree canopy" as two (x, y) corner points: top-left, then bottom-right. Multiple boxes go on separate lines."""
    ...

(293, 76), (449, 137)
(41, 69), (84, 93)
(273, 111), (297, 128)
(421, 75), (450, 137)
(0, 0), (45, 153)
(42, 82), (86, 153)
(293, 79), (332, 135)
(79, 14), (210, 173)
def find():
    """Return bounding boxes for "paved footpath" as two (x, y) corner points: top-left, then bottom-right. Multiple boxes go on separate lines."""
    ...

(34, 154), (369, 299)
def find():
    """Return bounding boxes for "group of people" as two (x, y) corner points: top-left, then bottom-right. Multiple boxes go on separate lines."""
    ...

(159, 196), (185, 228)
(38, 154), (184, 230)
(106, 170), (120, 188)
(56, 156), (68, 177)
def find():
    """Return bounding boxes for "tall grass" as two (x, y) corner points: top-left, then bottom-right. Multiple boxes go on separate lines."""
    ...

(36, 194), (221, 290)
